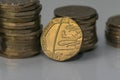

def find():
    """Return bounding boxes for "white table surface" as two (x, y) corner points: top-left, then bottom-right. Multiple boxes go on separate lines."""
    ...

(1, 0), (120, 80)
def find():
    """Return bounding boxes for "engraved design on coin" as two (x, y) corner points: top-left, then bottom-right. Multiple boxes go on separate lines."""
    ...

(41, 17), (83, 61)
(58, 25), (82, 49)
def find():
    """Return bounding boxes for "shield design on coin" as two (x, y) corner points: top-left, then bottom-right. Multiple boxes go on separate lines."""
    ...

(41, 17), (83, 61)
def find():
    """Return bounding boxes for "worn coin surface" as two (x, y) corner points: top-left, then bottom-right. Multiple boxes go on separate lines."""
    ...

(0, 19), (40, 27)
(0, 26), (40, 35)
(0, 0), (39, 8)
(107, 15), (120, 27)
(0, 28), (41, 37)
(41, 17), (83, 61)
(0, 3), (41, 12)
(54, 5), (98, 20)
(0, 50), (40, 59)
(0, 6), (41, 17)
(0, 15), (40, 23)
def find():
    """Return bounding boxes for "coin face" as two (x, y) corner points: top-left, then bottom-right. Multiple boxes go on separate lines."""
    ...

(41, 17), (83, 61)
(54, 5), (98, 20)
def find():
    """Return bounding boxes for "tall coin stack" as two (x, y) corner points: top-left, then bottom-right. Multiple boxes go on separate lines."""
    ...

(54, 5), (98, 52)
(106, 15), (120, 48)
(0, 0), (42, 58)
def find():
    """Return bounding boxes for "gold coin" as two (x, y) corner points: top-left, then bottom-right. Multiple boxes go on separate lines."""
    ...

(41, 17), (83, 61)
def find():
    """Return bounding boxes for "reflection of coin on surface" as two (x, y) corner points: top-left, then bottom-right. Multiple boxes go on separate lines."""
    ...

(41, 17), (83, 61)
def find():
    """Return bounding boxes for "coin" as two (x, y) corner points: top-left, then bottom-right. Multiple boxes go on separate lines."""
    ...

(3, 39), (38, 43)
(4, 45), (40, 50)
(0, 13), (39, 19)
(82, 40), (97, 48)
(0, 3), (41, 12)
(106, 34), (120, 40)
(83, 36), (96, 41)
(105, 15), (120, 48)
(107, 15), (120, 27)
(0, 6), (41, 17)
(54, 5), (98, 20)
(0, 50), (40, 59)
(0, 26), (40, 34)
(0, 18), (40, 27)
(106, 35), (120, 44)
(0, 15), (41, 23)
(0, 0), (40, 8)
(1, 21), (42, 30)
(106, 41), (120, 48)
(106, 27), (120, 32)
(74, 15), (98, 24)
(106, 30), (120, 36)
(41, 17), (83, 61)
(82, 25), (96, 31)
(2, 35), (40, 41)
(83, 37), (97, 44)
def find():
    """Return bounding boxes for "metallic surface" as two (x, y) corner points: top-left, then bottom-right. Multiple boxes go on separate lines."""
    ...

(106, 15), (120, 48)
(54, 5), (98, 20)
(0, 0), (120, 80)
(41, 17), (83, 61)
(54, 5), (98, 52)
(0, 0), (42, 58)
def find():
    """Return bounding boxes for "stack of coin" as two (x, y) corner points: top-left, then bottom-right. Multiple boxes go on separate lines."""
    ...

(0, 0), (42, 58)
(41, 5), (98, 61)
(54, 5), (98, 52)
(106, 15), (120, 48)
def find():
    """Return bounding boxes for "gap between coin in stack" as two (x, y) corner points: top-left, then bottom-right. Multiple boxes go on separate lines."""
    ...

(0, 0), (42, 58)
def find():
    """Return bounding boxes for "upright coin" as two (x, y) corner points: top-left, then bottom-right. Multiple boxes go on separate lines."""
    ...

(41, 17), (83, 61)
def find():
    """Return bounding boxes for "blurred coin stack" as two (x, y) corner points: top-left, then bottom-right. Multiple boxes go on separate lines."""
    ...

(0, 0), (42, 58)
(106, 15), (120, 48)
(54, 5), (98, 52)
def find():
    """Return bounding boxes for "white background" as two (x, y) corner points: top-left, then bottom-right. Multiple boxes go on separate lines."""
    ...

(0, 0), (120, 80)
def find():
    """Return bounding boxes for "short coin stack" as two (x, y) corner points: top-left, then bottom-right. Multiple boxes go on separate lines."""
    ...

(41, 5), (98, 61)
(54, 5), (98, 52)
(0, 0), (42, 58)
(106, 15), (120, 48)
